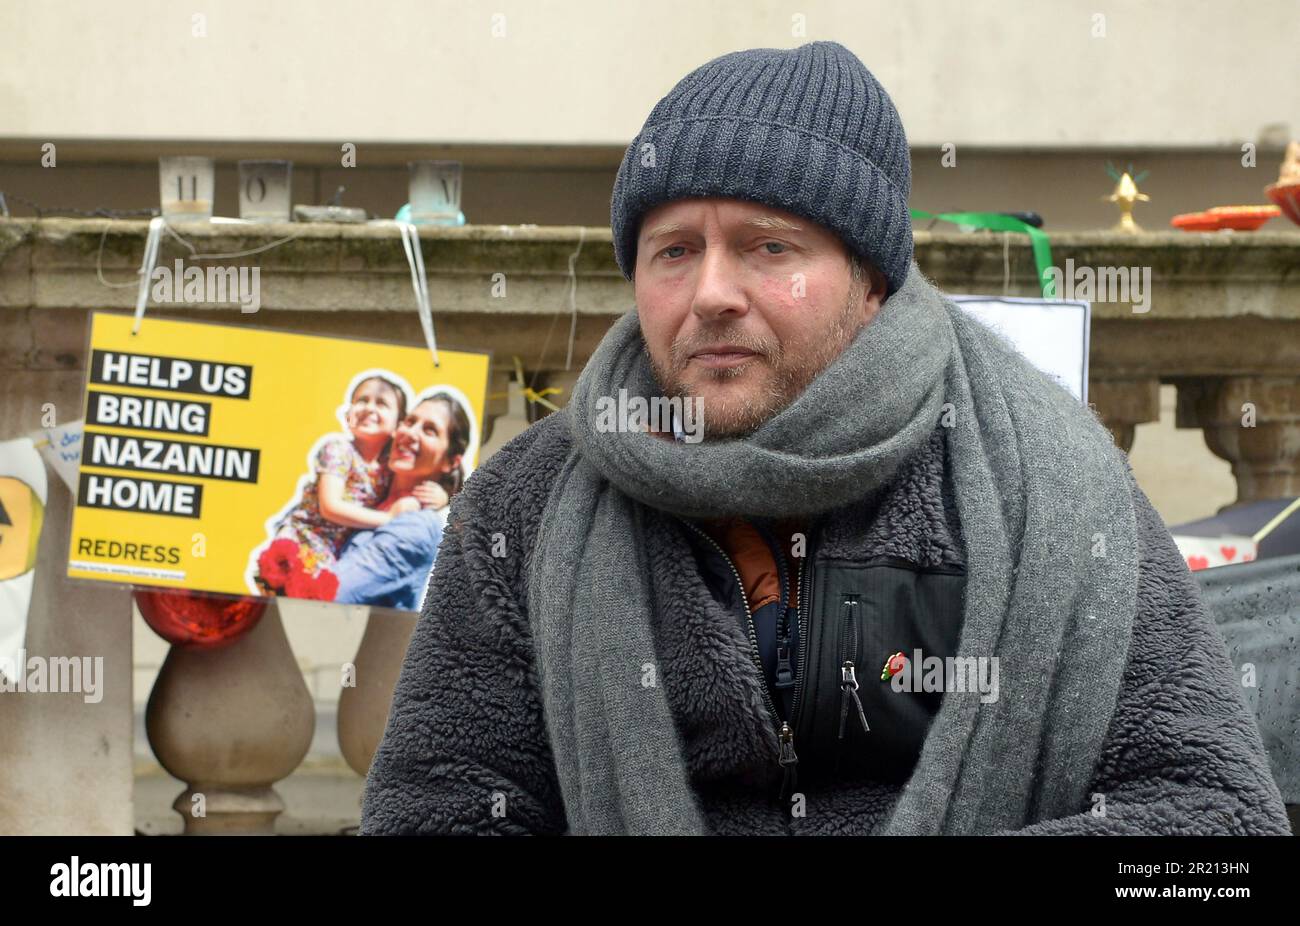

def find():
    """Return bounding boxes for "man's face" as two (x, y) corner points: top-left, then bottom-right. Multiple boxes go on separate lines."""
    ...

(634, 197), (887, 438)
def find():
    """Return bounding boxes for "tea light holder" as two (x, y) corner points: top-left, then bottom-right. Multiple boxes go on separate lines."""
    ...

(238, 160), (293, 222)
(158, 156), (215, 223)
(408, 160), (462, 226)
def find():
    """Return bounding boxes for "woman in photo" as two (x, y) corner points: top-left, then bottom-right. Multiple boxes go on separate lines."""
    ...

(333, 391), (473, 610)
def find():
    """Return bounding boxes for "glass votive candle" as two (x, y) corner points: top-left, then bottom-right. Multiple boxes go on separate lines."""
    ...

(408, 160), (462, 226)
(238, 159), (293, 222)
(159, 156), (215, 223)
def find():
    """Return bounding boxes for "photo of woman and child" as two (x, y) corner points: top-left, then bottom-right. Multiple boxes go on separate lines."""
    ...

(249, 370), (475, 610)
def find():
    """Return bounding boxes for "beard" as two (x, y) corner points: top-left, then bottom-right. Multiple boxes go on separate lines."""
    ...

(647, 280), (869, 439)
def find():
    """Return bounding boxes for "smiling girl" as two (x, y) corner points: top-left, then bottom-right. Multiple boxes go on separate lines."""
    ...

(273, 374), (413, 571)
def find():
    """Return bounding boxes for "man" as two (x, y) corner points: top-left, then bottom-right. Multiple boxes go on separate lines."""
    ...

(360, 41), (1289, 835)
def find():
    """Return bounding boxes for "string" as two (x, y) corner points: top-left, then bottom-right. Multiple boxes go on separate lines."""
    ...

(564, 226), (586, 371)
(529, 226), (587, 391)
(161, 222), (304, 260)
(398, 223), (439, 367)
(95, 218), (304, 291)
(1252, 497), (1300, 544)
(0, 191), (155, 219)
(409, 224), (437, 366)
(96, 224), (142, 289)
(131, 217), (166, 334)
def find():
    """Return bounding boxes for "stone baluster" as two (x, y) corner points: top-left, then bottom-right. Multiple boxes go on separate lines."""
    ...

(145, 600), (314, 835)
(1087, 378), (1161, 452)
(337, 608), (417, 779)
(1174, 376), (1300, 504)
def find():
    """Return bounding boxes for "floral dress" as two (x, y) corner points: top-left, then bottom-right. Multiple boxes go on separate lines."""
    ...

(275, 437), (390, 574)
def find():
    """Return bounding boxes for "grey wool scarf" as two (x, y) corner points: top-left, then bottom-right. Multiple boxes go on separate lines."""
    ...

(528, 261), (1140, 835)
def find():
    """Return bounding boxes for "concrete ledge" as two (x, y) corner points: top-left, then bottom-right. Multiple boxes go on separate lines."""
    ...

(3, 219), (1300, 380)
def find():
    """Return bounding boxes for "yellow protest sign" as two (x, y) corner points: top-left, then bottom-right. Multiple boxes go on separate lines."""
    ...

(68, 313), (488, 605)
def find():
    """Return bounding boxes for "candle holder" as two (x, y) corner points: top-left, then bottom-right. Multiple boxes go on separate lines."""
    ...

(238, 160), (293, 222)
(158, 156), (215, 223)
(408, 160), (462, 226)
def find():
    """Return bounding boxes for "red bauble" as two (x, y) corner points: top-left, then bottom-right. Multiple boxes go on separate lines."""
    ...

(134, 588), (267, 648)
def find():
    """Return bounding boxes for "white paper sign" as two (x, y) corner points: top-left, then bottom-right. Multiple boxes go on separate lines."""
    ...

(950, 296), (1091, 403)
(31, 419), (83, 492)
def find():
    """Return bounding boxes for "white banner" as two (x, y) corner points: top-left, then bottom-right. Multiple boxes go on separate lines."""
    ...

(0, 437), (47, 681)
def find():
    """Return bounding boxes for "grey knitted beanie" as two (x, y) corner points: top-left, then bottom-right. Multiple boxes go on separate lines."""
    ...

(610, 41), (913, 293)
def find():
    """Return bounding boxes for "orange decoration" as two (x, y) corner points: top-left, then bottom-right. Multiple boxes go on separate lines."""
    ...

(1171, 205), (1279, 232)
(1265, 182), (1300, 227)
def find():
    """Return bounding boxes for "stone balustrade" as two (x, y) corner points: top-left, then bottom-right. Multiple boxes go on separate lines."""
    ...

(2, 217), (1297, 833)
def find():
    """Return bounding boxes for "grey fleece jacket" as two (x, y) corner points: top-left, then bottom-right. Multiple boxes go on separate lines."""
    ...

(359, 413), (1291, 836)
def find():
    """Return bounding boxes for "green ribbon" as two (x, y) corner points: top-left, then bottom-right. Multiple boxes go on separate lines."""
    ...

(910, 209), (1055, 298)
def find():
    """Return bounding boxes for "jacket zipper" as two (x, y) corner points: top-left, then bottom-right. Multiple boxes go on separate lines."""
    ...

(790, 527), (817, 731)
(755, 523), (797, 708)
(679, 518), (799, 799)
(759, 523), (800, 800)
(678, 521), (783, 727)
(837, 595), (870, 739)
(783, 523), (819, 801)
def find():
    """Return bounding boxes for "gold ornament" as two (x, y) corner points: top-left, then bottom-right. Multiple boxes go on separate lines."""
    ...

(1103, 166), (1150, 234)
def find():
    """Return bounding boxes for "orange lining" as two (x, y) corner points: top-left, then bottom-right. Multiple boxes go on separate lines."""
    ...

(701, 518), (806, 613)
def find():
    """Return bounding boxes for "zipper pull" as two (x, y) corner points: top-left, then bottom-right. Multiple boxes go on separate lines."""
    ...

(778, 721), (799, 800)
(778, 721), (798, 766)
(838, 661), (870, 738)
(774, 606), (797, 691)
